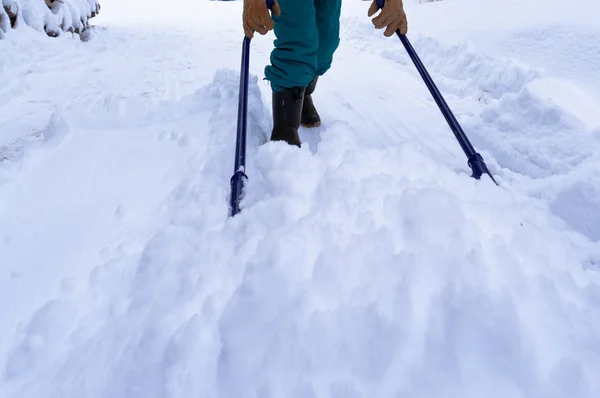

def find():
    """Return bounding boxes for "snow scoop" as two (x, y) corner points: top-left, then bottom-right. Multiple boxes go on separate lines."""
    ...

(229, 0), (276, 217)
(375, 0), (497, 185)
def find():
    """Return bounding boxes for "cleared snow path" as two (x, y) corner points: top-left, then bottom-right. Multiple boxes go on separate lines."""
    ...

(1, 1), (600, 397)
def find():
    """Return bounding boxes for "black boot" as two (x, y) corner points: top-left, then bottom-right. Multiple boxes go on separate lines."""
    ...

(270, 86), (306, 148)
(301, 76), (321, 128)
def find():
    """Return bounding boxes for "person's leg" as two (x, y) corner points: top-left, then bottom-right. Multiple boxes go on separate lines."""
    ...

(301, 0), (342, 128)
(315, 0), (342, 77)
(265, 0), (318, 147)
(300, 73), (320, 128)
(265, 0), (318, 91)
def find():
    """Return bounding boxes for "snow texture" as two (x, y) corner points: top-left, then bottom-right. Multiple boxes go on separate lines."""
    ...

(1, 0), (600, 397)
(1, 0), (100, 36)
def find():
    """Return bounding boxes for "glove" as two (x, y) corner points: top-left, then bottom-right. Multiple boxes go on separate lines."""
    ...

(368, 0), (408, 37)
(243, 0), (281, 39)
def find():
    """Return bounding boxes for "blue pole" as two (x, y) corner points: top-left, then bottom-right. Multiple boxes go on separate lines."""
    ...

(230, 0), (276, 217)
(375, 0), (497, 185)
(229, 36), (251, 217)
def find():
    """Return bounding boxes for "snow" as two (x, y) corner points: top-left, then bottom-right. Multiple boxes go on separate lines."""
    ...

(1, 0), (99, 36)
(1, 0), (600, 397)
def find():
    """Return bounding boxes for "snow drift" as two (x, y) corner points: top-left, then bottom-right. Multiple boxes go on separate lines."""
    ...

(0, 0), (100, 38)
(1, 0), (600, 397)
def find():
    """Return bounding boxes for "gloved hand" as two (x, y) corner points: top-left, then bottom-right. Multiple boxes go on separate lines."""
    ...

(368, 0), (408, 37)
(243, 0), (281, 39)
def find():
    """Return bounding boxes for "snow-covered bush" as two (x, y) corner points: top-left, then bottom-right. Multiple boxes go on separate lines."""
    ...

(0, 0), (100, 38)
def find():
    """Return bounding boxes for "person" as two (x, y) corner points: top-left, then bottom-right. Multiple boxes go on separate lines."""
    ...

(242, 0), (408, 147)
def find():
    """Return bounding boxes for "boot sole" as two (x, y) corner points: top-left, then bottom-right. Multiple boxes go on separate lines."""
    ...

(301, 121), (321, 128)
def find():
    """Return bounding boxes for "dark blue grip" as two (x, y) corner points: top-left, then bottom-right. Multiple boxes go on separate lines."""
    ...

(376, 0), (384, 8)
(266, 0), (274, 9)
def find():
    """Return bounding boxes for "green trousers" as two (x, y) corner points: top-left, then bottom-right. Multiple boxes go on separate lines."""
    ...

(265, 0), (342, 92)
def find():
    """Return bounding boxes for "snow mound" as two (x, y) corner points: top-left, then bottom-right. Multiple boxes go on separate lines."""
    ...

(0, 0), (100, 38)
(2, 0), (600, 397)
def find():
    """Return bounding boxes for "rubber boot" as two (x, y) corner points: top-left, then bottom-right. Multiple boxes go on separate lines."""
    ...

(301, 76), (321, 128)
(270, 86), (306, 148)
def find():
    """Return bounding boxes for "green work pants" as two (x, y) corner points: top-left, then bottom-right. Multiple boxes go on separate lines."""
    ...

(265, 0), (342, 91)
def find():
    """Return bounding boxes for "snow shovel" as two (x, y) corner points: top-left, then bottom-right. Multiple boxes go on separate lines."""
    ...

(375, 0), (497, 185)
(230, 0), (276, 217)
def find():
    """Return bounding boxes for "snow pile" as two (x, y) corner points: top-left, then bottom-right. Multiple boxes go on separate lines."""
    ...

(1, 0), (600, 397)
(0, 0), (100, 37)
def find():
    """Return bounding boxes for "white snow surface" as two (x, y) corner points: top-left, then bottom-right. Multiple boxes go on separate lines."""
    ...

(1, 0), (600, 397)
(1, 0), (99, 35)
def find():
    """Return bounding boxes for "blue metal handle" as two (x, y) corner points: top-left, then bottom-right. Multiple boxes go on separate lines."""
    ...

(373, 0), (496, 184)
(230, 37), (251, 217)
(230, 0), (277, 217)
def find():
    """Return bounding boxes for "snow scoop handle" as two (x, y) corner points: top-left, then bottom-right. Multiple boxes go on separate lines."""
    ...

(230, 36), (251, 217)
(230, 0), (277, 217)
(374, 0), (497, 185)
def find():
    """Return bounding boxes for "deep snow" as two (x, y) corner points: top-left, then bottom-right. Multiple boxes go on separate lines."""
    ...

(1, 0), (600, 397)
(1, 0), (100, 37)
